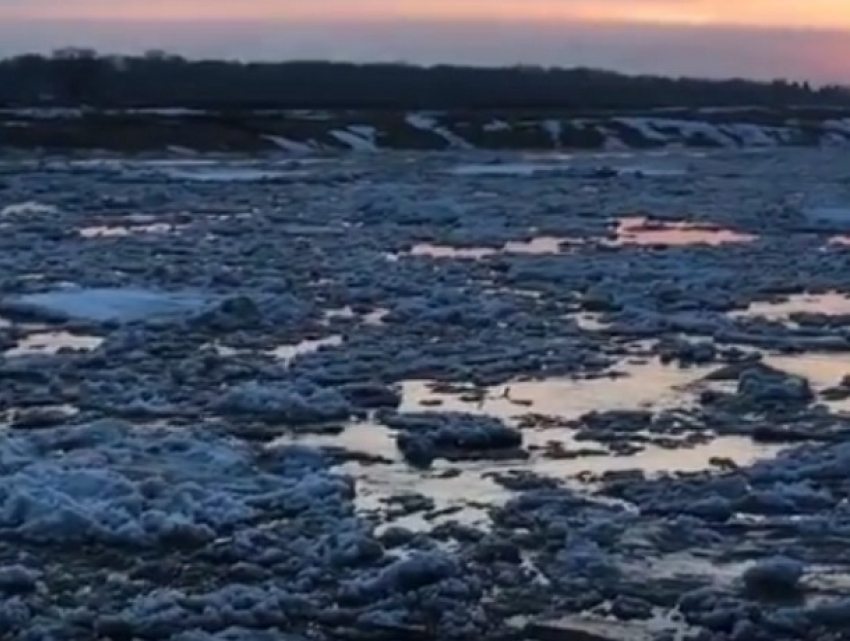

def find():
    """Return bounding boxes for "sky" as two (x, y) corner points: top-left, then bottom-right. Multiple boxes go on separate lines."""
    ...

(0, 1), (848, 82)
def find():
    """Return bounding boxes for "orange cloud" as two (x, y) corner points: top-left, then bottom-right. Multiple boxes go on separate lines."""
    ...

(3, 0), (850, 30)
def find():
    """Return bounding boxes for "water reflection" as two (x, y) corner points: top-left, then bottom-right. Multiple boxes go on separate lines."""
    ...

(409, 235), (582, 259)
(400, 359), (713, 420)
(613, 217), (756, 247)
(732, 292), (850, 320)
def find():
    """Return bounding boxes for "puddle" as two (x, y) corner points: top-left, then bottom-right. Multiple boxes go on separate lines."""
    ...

(400, 359), (714, 421)
(78, 223), (180, 238)
(271, 423), (498, 530)
(269, 355), (786, 531)
(408, 218), (758, 257)
(764, 353), (850, 390)
(755, 352), (850, 414)
(3, 288), (213, 323)
(271, 421), (399, 461)
(6, 331), (103, 357)
(409, 236), (582, 259)
(275, 419), (780, 533)
(613, 217), (756, 247)
(731, 292), (850, 320)
(349, 465), (501, 532)
(529, 436), (782, 478)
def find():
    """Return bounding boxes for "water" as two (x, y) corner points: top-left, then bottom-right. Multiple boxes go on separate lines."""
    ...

(732, 292), (850, 320)
(272, 359), (784, 531)
(409, 236), (583, 259)
(614, 217), (756, 246)
(407, 219), (756, 259)
(400, 359), (714, 420)
(5, 288), (212, 323)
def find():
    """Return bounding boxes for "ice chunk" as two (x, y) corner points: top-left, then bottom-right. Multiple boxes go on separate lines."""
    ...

(0, 566), (39, 594)
(0, 421), (345, 546)
(214, 382), (351, 424)
(330, 126), (379, 152)
(742, 557), (804, 595)
(405, 112), (473, 149)
(0, 201), (58, 217)
(385, 412), (523, 468)
(263, 135), (315, 153)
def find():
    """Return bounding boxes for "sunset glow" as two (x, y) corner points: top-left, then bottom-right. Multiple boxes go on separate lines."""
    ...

(1, 0), (848, 81)
(3, 0), (850, 29)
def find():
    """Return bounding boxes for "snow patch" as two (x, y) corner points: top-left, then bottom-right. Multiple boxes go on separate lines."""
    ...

(0, 202), (58, 217)
(617, 117), (738, 147)
(263, 135), (315, 153)
(330, 126), (379, 152)
(721, 123), (784, 146)
(615, 117), (670, 143)
(405, 112), (474, 150)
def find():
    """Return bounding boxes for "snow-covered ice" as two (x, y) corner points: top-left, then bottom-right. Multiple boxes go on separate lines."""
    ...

(0, 147), (848, 639)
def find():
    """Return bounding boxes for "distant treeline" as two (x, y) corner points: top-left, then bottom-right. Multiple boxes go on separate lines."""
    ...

(1, 49), (848, 110)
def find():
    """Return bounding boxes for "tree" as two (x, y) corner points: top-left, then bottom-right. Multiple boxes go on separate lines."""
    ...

(50, 48), (103, 105)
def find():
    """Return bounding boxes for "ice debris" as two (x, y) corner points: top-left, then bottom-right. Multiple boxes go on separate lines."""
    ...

(214, 381), (352, 425)
(0, 420), (349, 546)
(742, 557), (805, 596)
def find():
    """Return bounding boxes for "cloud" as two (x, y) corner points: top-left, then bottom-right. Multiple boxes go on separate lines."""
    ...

(1, 1), (850, 30)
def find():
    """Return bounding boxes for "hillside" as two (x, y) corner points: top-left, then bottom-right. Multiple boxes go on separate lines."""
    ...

(2, 106), (850, 153)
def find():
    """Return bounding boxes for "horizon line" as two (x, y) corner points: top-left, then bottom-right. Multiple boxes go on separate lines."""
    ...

(4, 16), (850, 35)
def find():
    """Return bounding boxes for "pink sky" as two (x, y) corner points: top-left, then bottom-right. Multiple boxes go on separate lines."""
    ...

(0, 1), (848, 81)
